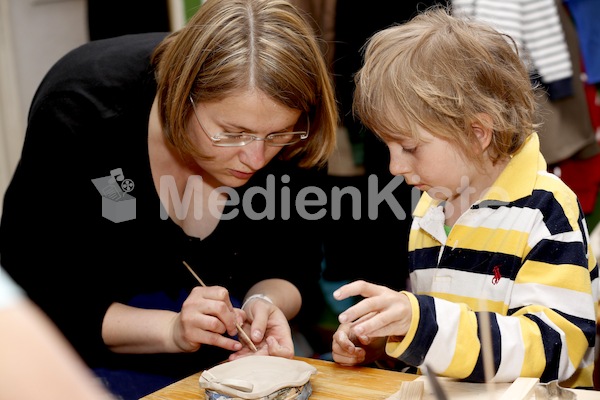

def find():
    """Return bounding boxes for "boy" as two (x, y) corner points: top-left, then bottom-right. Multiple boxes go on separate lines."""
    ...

(331, 6), (598, 388)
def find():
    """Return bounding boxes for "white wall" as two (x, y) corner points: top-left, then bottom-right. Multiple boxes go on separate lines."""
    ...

(12, 0), (88, 125)
(0, 0), (88, 213)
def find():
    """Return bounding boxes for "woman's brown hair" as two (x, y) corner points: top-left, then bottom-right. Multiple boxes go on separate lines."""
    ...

(152, 0), (338, 168)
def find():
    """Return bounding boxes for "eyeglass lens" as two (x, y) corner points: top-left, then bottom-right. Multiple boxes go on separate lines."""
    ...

(190, 96), (309, 147)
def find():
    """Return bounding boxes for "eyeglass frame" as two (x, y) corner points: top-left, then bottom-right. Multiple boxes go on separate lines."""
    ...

(189, 96), (310, 147)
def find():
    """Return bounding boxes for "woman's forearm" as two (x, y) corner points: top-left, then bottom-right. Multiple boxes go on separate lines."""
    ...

(245, 278), (301, 320)
(102, 302), (180, 353)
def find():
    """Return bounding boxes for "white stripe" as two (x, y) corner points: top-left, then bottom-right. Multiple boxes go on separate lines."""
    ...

(526, 18), (562, 32)
(523, 0), (557, 15)
(510, 283), (596, 320)
(540, 70), (573, 83)
(537, 58), (571, 72)
(494, 316), (525, 382)
(451, 0), (571, 84)
(460, 206), (573, 251)
(476, 0), (521, 12)
(580, 347), (595, 369)
(459, 205), (542, 232)
(411, 269), (596, 320)
(423, 299), (461, 372)
(536, 53), (572, 68)
(548, 230), (583, 244)
(460, 205), (582, 248)
(529, 28), (564, 41)
(411, 268), (512, 304)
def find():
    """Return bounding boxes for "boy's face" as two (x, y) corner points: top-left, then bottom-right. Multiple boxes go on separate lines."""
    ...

(384, 126), (480, 203)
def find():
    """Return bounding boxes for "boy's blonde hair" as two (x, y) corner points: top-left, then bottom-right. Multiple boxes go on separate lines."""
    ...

(152, 0), (338, 168)
(353, 6), (540, 165)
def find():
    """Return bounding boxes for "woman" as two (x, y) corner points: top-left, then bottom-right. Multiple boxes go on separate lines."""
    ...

(0, 0), (337, 398)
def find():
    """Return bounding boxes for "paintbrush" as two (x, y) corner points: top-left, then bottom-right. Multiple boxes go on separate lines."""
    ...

(182, 261), (258, 352)
(421, 364), (448, 400)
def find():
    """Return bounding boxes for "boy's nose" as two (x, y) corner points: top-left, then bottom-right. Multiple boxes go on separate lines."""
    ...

(388, 146), (411, 177)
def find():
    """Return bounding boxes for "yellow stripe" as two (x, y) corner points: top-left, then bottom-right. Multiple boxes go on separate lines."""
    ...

(386, 292), (420, 358)
(486, 133), (540, 202)
(408, 226), (440, 250)
(444, 304), (479, 378)
(424, 291), (508, 314)
(449, 225), (530, 256)
(561, 363), (594, 388)
(413, 192), (439, 217)
(516, 305), (589, 380)
(546, 312), (588, 368)
(515, 315), (546, 377)
(516, 261), (593, 293)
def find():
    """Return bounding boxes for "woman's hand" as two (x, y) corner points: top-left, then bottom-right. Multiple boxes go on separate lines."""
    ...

(229, 296), (293, 360)
(173, 285), (245, 353)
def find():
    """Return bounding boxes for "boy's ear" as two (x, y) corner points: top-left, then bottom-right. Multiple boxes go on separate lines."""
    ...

(472, 113), (493, 152)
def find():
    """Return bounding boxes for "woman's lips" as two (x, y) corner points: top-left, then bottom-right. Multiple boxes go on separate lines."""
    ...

(229, 169), (254, 180)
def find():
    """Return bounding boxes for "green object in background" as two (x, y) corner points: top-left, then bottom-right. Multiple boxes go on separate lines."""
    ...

(586, 192), (600, 233)
(184, 0), (203, 21)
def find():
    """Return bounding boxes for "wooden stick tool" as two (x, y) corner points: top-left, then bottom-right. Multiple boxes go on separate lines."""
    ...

(182, 261), (258, 352)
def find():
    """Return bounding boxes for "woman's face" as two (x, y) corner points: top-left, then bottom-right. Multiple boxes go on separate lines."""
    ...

(188, 89), (302, 188)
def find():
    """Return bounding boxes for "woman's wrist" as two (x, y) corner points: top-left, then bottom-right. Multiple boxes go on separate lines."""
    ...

(241, 294), (273, 311)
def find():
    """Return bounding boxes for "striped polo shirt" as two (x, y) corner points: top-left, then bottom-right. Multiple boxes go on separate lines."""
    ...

(386, 133), (598, 388)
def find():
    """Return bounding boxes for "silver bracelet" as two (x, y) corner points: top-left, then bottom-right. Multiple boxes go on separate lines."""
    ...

(242, 293), (274, 311)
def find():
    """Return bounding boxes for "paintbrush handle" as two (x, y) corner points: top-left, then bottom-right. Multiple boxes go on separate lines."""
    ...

(183, 261), (257, 352)
(235, 322), (258, 352)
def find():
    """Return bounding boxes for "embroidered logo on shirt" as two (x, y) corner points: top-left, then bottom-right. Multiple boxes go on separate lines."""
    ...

(492, 265), (501, 285)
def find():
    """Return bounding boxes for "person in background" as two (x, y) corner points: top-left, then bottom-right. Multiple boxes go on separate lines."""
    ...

(0, 0), (337, 398)
(331, 6), (598, 388)
(0, 266), (114, 400)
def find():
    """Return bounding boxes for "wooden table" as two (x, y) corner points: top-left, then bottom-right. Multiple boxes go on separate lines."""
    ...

(140, 356), (600, 400)
(140, 357), (417, 400)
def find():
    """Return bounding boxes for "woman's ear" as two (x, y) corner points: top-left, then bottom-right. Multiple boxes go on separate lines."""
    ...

(471, 113), (493, 153)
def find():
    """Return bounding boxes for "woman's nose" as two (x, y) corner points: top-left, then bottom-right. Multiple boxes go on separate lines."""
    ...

(239, 141), (268, 170)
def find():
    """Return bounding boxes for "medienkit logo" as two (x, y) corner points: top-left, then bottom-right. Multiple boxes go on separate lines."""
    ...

(91, 168), (136, 223)
(91, 171), (511, 223)
(158, 174), (421, 221)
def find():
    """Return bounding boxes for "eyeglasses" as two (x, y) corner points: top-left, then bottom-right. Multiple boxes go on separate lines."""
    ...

(189, 96), (310, 147)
